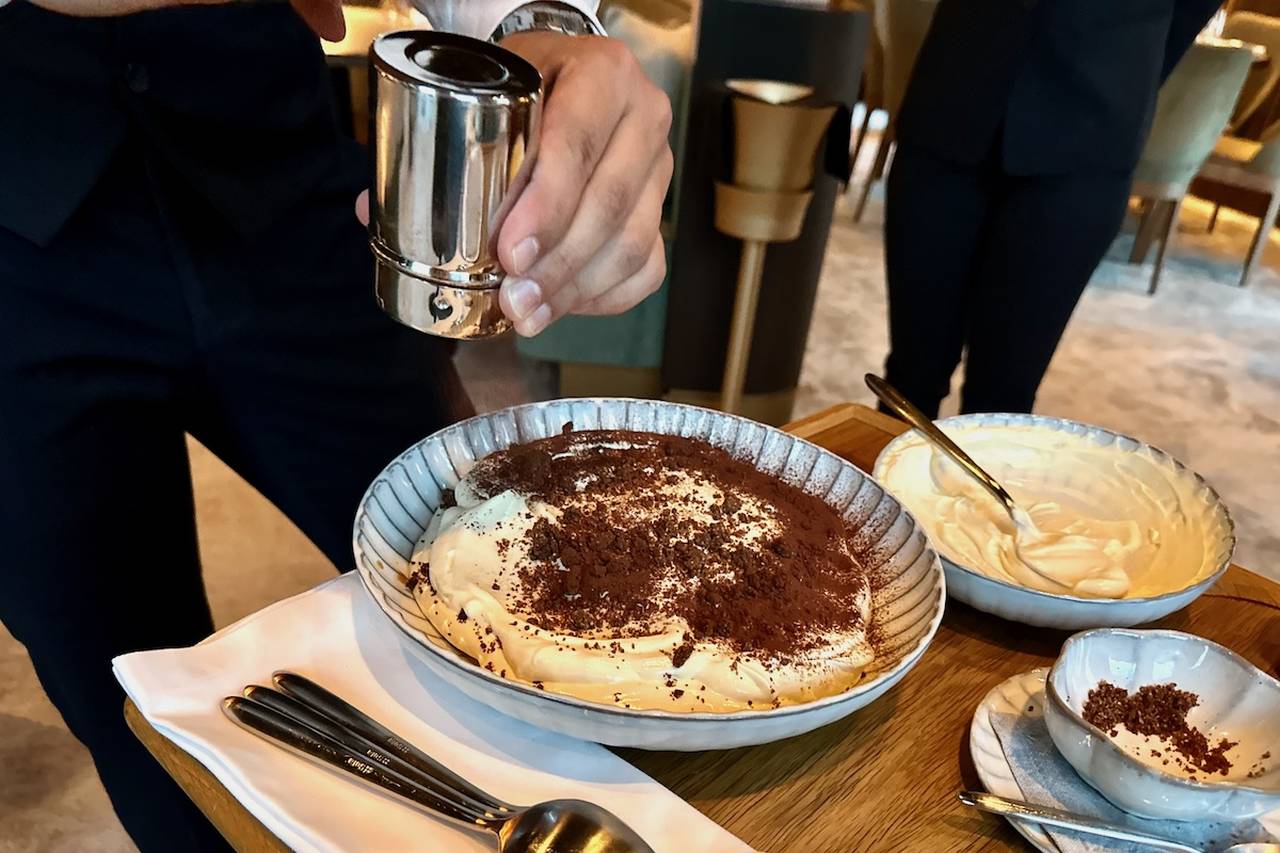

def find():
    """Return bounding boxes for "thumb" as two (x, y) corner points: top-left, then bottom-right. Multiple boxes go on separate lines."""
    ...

(290, 0), (345, 41)
(354, 190), (370, 226)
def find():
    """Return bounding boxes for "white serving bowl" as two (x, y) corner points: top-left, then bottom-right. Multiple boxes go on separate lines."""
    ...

(353, 398), (945, 751)
(872, 413), (1235, 630)
(1044, 628), (1280, 821)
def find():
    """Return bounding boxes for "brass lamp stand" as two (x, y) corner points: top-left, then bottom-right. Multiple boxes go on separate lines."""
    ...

(715, 80), (837, 414)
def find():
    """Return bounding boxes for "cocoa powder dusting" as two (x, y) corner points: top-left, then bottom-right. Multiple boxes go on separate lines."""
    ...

(408, 563), (432, 594)
(469, 429), (871, 663)
(670, 633), (695, 668)
(1083, 681), (1237, 776)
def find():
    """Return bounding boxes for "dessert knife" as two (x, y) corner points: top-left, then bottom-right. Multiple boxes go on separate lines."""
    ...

(223, 695), (488, 827)
(270, 671), (514, 814)
(242, 684), (502, 818)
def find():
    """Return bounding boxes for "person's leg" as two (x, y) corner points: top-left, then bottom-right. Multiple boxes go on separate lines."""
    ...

(171, 146), (473, 570)
(882, 143), (996, 417)
(959, 170), (1132, 413)
(0, 148), (228, 850)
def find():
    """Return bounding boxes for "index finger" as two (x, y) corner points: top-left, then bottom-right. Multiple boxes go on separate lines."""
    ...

(496, 53), (627, 279)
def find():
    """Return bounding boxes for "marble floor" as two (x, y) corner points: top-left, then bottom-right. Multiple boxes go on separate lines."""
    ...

(4, 167), (1279, 851)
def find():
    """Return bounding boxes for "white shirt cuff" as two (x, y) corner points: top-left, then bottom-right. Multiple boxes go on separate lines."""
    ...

(409, 1), (602, 40)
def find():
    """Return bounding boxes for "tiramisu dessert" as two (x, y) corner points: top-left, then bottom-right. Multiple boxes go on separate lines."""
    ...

(406, 426), (877, 712)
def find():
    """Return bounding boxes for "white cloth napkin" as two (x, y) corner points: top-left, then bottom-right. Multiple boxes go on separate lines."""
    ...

(113, 574), (750, 853)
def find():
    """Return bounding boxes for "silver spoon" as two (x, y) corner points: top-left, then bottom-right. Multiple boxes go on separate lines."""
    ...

(959, 791), (1280, 852)
(864, 374), (1070, 591)
(223, 693), (653, 853)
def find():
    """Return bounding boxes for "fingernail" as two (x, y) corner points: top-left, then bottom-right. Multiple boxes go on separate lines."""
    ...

(511, 237), (540, 276)
(520, 304), (552, 337)
(504, 278), (542, 319)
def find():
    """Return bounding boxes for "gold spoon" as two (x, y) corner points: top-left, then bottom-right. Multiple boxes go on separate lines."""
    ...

(865, 374), (1071, 592)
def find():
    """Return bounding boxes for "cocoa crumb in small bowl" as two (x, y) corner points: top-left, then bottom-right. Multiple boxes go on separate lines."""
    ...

(1081, 681), (1236, 776)
(1044, 628), (1280, 822)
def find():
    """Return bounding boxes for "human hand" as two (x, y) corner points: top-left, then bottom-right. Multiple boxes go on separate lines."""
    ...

(494, 31), (673, 336)
(28, 0), (345, 40)
(353, 32), (673, 336)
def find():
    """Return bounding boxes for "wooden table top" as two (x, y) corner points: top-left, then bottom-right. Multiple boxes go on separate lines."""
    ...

(125, 403), (1280, 852)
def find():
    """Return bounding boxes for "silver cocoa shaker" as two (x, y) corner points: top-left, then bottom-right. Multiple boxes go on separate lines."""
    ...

(369, 31), (542, 338)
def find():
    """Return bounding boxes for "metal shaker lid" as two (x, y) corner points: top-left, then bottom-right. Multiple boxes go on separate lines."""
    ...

(371, 30), (541, 97)
(369, 31), (542, 339)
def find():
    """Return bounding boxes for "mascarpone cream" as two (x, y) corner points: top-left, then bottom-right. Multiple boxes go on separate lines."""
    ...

(877, 423), (1221, 599)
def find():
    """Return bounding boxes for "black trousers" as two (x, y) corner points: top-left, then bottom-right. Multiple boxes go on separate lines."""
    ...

(882, 142), (1133, 418)
(0, 141), (472, 850)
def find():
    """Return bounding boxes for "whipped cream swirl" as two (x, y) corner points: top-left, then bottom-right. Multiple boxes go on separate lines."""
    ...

(877, 424), (1222, 599)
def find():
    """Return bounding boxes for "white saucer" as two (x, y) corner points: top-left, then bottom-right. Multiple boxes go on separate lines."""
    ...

(969, 668), (1057, 852)
(970, 669), (1280, 851)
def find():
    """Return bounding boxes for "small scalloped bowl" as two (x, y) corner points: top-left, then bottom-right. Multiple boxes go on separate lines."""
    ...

(873, 413), (1236, 630)
(1044, 628), (1280, 821)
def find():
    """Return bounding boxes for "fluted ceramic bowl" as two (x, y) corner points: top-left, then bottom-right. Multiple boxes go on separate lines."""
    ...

(873, 414), (1235, 629)
(1045, 628), (1280, 821)
(353, 398), (945, 750)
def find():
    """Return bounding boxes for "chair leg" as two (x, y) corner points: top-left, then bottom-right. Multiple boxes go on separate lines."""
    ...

(854, 125), (893, 224)
(883, 140), (898, 177)
(848, 107), (874, 182)
(1130, 198), (1164, 265)
(1207, 202), (1221, 233)
(1240, 190), (1280, 287)
(1148, 197), (1182, 295)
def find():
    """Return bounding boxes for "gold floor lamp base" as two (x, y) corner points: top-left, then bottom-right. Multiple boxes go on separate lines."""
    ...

(713, 183), (813, 415)
(719, 239), (768, 414)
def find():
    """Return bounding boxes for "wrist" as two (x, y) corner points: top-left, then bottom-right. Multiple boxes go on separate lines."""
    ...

(491, 2), (604, 41)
